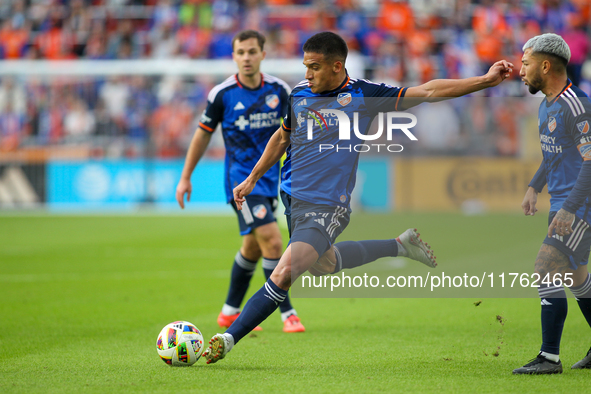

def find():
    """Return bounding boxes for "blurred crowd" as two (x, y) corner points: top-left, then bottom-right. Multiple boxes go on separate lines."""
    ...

(0, 0), (590, 158)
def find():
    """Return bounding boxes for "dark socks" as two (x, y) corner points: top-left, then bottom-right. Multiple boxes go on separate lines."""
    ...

(226, 279), (287, 344)
(539, 284), (568, 355)
(263, 257), (296, 316)
(569, 273), (591, 328)
(224, 252), (257, 310)
(333, 239), (398, 273)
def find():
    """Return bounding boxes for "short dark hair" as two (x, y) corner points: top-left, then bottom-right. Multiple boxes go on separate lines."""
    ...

(538, 52), (568, 73)
(302, 31), (348, 62)
(232, 30), (265, 51)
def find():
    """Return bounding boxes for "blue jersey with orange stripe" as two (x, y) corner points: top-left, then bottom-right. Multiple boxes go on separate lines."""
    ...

(199, 73), (290, 202)
(281, 73), (406, 209)
(538, 80), (591, 216)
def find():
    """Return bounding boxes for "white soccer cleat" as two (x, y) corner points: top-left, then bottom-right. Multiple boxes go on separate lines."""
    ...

(397, 228), (437, 268)
(202, 333), (233, 364)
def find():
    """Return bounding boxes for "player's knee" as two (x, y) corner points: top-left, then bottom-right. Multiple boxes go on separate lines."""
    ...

(270, 266), (291, 289)
(308, 266), (325, 277)
(241, 240), (261, 261)
(255, 227), (282, 255)
(267, 237), (283, 257)
(308, 255), (336, 276)
(243, 246), (261, 259)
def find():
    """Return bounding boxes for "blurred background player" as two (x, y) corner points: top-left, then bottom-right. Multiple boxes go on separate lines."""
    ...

(515, 33), (591, 375)
(201, 31), (513, 364)
(175, 30), (305, 333)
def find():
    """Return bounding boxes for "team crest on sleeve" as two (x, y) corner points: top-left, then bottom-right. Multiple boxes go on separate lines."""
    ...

(337, 92), (352, 106)
(577, 120), (590, 134)
(578, 142), (591, 159)
(200, 111), (211, 123)
(252, 204), (268, 219)
(266, 94), (279, 109)
(548, 117), (556, 132)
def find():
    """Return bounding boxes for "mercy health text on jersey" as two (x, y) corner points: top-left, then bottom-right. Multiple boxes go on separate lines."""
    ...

(300, 108), (417, 153)
(284, 77), (417, 154)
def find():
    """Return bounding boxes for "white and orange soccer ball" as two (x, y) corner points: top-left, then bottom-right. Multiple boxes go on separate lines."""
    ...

(156, 321), (204, 366)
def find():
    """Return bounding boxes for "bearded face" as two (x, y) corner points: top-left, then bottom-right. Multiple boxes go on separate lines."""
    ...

(526, 68), (544, 95)
(520, 48), (546, 95)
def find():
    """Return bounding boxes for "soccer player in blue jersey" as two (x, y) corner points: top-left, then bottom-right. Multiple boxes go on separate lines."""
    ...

(202, 31), (513, 364)
(175, 30), (305, 334)
(513, 33), (591, 375)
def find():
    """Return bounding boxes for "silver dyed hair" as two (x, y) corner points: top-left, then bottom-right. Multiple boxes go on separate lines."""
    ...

(522, 33), (571, 63)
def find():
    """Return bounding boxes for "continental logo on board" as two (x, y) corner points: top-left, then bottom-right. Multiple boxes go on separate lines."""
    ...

(445, 162), (533, 204)
(394, 158), (551, 212)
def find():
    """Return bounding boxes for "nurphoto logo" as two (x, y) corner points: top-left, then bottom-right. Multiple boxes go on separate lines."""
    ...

(304, 108), (418, 153)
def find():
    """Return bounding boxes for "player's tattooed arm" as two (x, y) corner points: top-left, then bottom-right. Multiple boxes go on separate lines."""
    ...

(535, 244), (571, 278)
(548, 208), (575, 237)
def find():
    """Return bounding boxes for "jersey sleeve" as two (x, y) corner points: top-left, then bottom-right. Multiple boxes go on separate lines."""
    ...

(528, 160), (547, 192)
(281, 91), (294, 132)
(361, 80), (408, 113)
(280, 83), (290, 130)
(565, 101), (591, 160)
(563, 95), (591, 212)
(198, 89), (224, 133)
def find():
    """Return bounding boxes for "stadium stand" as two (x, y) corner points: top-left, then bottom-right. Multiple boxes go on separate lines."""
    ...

(0, 0), (589, 159)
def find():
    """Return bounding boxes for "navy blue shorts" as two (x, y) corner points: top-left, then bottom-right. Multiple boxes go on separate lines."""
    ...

(280, 189), (292, 237)
(230, 195), (277, 236)
(289, 198), (350, 257)
(543, 211), (591, 270)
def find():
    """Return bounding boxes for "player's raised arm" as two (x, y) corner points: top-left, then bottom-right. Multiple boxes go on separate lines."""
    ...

(233, 126), (290, 210)
(403, 60), (514, 107)
(176, 127), (213, 209)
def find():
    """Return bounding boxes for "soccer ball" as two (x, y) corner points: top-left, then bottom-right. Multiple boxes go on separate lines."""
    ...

(156, 321), (204, 366)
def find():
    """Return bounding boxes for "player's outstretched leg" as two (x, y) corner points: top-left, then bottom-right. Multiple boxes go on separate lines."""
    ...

(572, 347), (591, 369)
(327, 228), (436, 275)
(397, 228), (437, 268)
(512, 353), (563, 374)
(202, 333), (235, 365)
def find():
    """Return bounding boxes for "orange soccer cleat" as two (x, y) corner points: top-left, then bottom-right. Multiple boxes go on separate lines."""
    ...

(217, 311), (262, 331)
(283, 314), (305, 333)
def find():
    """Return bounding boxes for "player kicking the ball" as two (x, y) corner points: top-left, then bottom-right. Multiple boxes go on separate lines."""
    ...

(202, 31), (513, 364)
(176, 30), (305, 334)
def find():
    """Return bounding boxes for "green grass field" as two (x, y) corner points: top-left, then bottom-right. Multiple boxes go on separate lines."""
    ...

(1, 212), (590, 393)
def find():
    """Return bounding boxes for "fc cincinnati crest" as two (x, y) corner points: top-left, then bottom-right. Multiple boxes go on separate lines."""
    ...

(577, 120), (590, 134)
(337, 92), (352, 106)
(548, 117), (556, 132)
(266, 94), (279, 109)
(252, 204), (267, 219)
(578, 142), (591, 159)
